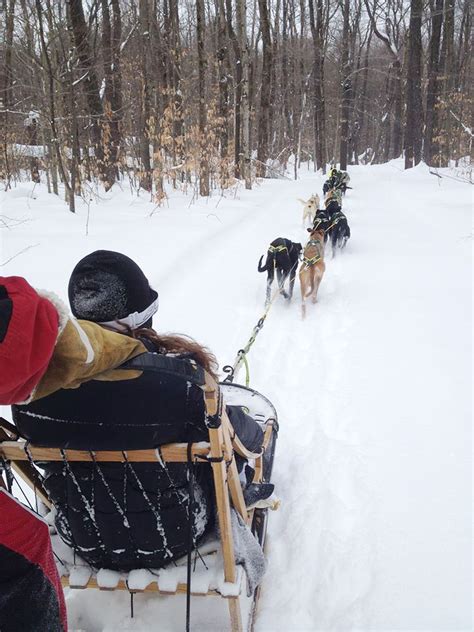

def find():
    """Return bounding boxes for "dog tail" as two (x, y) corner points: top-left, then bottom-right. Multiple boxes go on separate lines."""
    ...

(258, 255), (267, 272)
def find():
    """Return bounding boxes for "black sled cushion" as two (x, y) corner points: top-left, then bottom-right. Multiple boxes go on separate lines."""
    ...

(12, 354), (208, 450)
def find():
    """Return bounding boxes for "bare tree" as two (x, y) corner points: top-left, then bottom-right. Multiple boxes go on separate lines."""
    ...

(256, 0), (272, 177)
(424, 0), (444, 164)
(196, 0), (209, 195)
(404, 0), (423, 168)
(237, 0), (251, 188)
(1, 0), (15, 186)
(309, 0), (327, 171)
(339, 0), (351, 170)
(68, 0), (114, 188)
(364, 0), (405, 160)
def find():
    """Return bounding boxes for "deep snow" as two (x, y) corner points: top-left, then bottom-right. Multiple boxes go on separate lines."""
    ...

(1, 160), (472, 631)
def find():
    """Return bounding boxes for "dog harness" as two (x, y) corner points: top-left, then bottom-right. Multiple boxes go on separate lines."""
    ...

(313, 215), (328, 230)
(326, 211), (346, 231)
(268, 244), (288, 254)
(302, 239), (323, 268)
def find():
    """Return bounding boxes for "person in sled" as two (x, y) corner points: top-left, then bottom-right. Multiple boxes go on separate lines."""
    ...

(6, 261), (272, 573)
(67, 250), (273, 504)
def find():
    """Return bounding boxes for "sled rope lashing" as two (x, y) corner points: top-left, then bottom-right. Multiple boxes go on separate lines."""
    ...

(0, 374), (267, 632)
(222, 287), (279, 387)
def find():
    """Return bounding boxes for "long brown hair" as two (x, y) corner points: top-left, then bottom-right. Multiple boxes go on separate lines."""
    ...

(133, 328), (219, 380)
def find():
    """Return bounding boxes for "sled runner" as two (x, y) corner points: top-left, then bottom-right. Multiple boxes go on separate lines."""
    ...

(0, 353), (278, 632)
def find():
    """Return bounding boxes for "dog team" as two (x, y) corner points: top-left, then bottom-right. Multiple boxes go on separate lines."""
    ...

(258, 167), (351, 318)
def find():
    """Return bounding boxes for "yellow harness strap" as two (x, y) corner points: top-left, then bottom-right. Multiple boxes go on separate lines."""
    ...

(268, 244), (288, 254)
(302, 239), (323, 268)
(303, 254), (321, 268)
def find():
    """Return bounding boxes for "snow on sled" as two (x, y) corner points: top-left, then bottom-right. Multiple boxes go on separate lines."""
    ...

(0, 353), (279, 631)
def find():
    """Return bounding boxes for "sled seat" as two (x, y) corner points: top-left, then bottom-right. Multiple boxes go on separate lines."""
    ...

(0, 358), (278, 632)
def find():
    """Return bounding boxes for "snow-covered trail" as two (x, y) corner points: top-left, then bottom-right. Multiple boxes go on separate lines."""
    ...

(1, 162), (471, 631)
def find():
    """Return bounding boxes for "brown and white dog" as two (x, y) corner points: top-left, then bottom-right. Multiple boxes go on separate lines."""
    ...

(299, 194), (320, 226)
(299, 227), (326, 318)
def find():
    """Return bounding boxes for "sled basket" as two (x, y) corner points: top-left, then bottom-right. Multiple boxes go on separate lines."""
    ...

(0, 355), (278, 632)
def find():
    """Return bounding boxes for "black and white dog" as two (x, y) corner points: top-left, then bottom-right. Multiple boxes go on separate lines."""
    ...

(258, 238), (302, 305)
(326, 209), (350, 253)
(312, 209), (331, 232)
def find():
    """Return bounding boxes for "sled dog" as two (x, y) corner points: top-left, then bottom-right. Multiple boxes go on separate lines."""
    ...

(298, 194), (320, 226)
(258, 238), (302, 306)
(299, 228), (326, 318)
(326, 210), (350, 255)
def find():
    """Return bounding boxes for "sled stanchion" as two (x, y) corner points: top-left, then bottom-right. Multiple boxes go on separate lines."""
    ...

(221, 412), (250, 524)
(202, 374), (244, 631)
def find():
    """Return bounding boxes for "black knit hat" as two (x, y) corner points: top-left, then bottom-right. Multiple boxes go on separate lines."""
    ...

(68, 250), (158, 329)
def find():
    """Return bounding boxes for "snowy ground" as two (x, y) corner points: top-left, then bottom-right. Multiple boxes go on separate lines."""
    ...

(1, 161), (472, 631)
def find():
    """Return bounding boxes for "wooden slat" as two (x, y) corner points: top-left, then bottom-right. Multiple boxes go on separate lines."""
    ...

(61, 575), (223, 597)
(0, 441), (210, 463)
(253, 419), (275, 484)
(228, 596), (243, 632)
(227, 456), (250, 524)
(208, 425), (238, 585)
(262, 419), (275, 451)
(11, 462), (52, 508)
(221, 412), (249, 523)
(202, 372), (220, 416)
(202, 374), (241, 582)
(0, 428), (52, 508)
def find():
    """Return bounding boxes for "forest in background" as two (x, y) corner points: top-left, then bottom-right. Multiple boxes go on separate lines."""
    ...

(0, 0), (472, 211)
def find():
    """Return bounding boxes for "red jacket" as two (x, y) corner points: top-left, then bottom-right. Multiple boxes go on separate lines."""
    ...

(0, 489), (67, 631)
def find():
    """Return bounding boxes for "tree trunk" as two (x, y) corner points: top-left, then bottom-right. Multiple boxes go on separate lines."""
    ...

(404, 0), (423, 168)
(392, 59), (403, 159)
(225, 0), (242, 179)
(309, 0), (326, 171)
(196, 0), (209, 196)
(0, 0), (15, 186)
(103, 0), (122, 179)
(68, 0), (113, 187)
(216, 0), (230, 185)
(237, 0), (251, 188)
(354, 28), (372, 163)
(424, 0), (443, 165)
(168, 0), (184, 183)
(138, 0), (152, 192)
(438, 0), (455, 165)
(36, 0), (74, 210)
(339, 0), (351, 170)
(256, 0), (272, 177)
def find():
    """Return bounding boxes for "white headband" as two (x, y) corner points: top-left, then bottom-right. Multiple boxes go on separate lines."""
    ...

(99, 294), (159, 332)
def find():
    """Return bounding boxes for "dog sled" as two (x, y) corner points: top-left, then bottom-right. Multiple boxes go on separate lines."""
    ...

(0, 353), (278, 632)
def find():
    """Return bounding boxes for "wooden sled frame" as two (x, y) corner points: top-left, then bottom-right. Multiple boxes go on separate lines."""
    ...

(0, 372), (276, 632)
